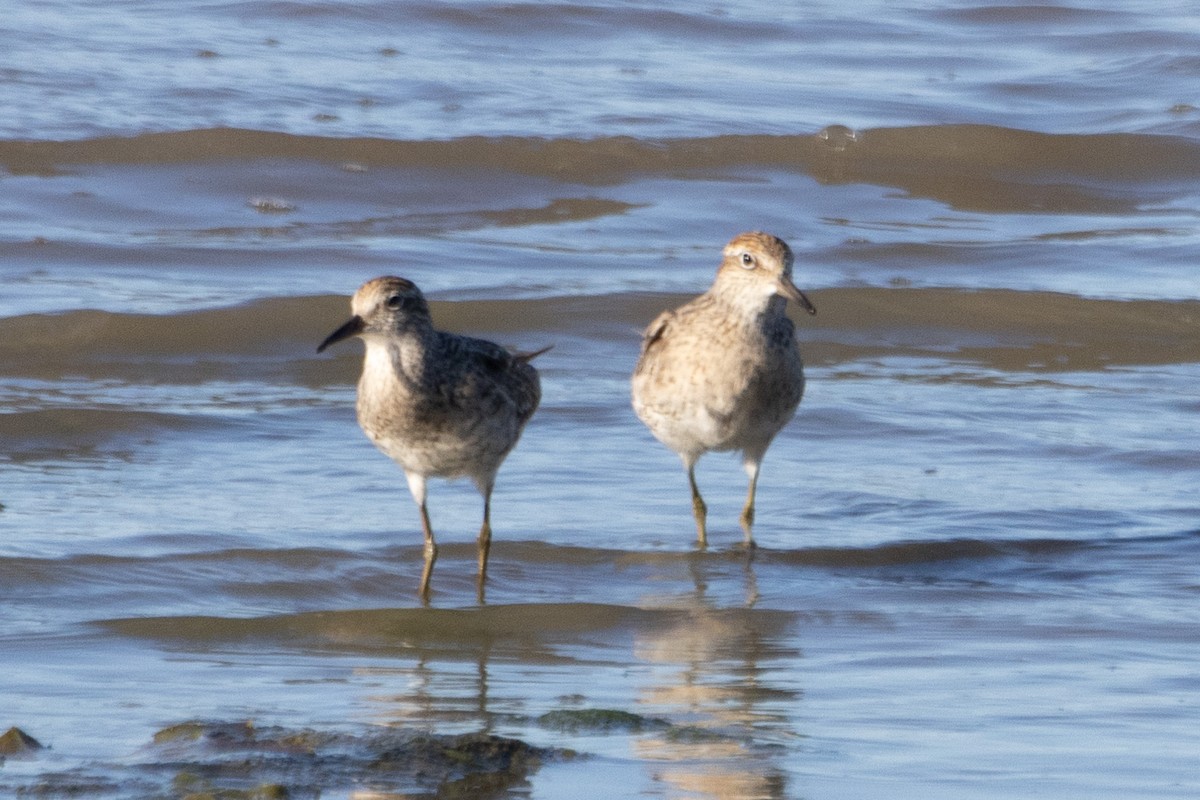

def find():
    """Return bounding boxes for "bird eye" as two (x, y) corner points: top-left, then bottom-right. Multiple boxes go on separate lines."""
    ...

(385, 294), (405, 310)
(740, 252), (756, 269)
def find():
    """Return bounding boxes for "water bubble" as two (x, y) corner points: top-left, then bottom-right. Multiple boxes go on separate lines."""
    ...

(247, 197), (296, 213)
(816, 124), (858, 152)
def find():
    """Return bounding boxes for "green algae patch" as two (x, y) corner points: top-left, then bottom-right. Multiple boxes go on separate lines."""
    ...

(0, 726), (44, 756)
(153, 721), (208, 745)
(537, 708), (744, 747)
(152, 721), (323, 756)
(662, 723), (737, 744)
(2, 721), (565, 799)
(171, 771), (289, 800)
(538, 708), (669, 733)
(153, 720), (259, 746)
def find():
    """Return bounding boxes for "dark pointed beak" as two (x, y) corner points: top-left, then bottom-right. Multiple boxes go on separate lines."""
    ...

(778, 277), (817, 315)
(317, 315), (365, 353)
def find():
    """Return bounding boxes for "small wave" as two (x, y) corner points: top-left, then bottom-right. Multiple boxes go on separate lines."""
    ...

(930, 5), (1125, 26)
(0, 297), (344, 383)
(11, 533), (1195, 647)
(181, 196), (643, 242)
(766, 536), (1081, 568)
(414, 3), (785, 41)
(2, 289), (1197, 383)
(0, 407), (222, 461)
(4, 124), (1198, 212)
(14, 531), (1190, 597)
(98, 602), (704, 659)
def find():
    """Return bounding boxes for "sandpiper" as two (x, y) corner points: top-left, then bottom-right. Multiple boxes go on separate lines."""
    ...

(318, 276), (546, 601)
(631, 232), (816, 547)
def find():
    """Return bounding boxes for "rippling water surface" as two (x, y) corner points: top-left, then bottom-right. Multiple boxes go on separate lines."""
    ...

(2, 2), (1199, 798)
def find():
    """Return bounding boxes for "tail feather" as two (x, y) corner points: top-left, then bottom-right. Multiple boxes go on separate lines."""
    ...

(516, 344), (554, 363)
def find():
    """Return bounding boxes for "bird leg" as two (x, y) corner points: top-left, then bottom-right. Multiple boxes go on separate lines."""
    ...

(476, 487), (493, 602)
(407, 472), (437, 602)
(739, 457), (761, 548)
(417, 500), (438, 603)
(687, 462), (708, 548)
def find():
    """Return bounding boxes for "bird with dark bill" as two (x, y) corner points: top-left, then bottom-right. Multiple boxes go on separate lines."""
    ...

(318, 276), (547, 602)
(631, 232), (816, 548)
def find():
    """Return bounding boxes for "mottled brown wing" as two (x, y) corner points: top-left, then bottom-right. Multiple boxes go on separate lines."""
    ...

(460, 335), (543, 424)
(636, 309), (674, 365)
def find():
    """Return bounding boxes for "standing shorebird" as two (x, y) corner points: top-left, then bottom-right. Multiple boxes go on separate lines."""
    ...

(318, 276), (545, 601)
(631, 232), (816, 547)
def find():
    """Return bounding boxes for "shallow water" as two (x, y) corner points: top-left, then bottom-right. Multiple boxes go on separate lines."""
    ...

(3, 1), (1200, 798)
